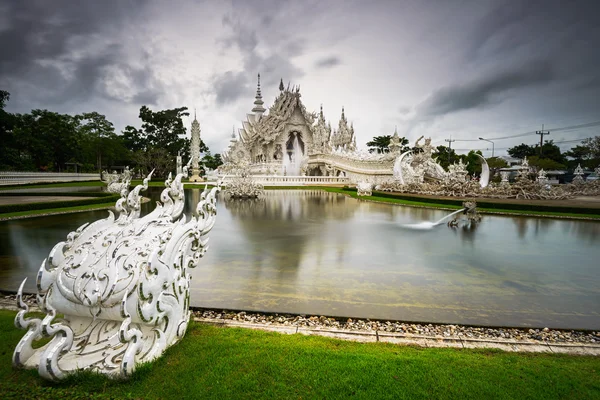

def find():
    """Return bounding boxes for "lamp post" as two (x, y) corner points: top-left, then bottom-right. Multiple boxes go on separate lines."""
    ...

(479, 137), (494, 158)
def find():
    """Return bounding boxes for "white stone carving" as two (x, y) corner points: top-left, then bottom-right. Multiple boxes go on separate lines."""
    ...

(356, 181), (373, 196)
(13, 170), (221, 380)
(573, 163), (585, 183)
(537, 169), (548, 185)
(225, 161), (265, 199)
(102, 167), (131, 194)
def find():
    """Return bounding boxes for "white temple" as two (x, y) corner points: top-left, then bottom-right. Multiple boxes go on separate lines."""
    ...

(222, 74), (397, 183)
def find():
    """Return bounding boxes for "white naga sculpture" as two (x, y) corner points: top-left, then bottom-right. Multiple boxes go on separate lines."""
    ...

(13, 168), (220, 380)
(356, 181), (373, 196)
(102, 167), (132, 194)
(393, 137), (490, 188)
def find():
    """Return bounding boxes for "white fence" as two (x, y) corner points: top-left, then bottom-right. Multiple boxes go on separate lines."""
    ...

(0, 171), (101, 186)
(217, 175), (349, 186)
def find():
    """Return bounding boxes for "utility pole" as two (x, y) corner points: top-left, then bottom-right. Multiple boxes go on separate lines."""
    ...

(444, 135), (456, 165)
(536, 124), (550, 156)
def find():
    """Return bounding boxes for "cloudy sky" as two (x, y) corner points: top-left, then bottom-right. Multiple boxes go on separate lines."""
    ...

(1, 0), (599, 157)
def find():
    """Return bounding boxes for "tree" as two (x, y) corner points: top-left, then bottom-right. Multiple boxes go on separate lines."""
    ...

(527, 156), (566, 171)
(564, 136), (600, 169)
(507, 143), (536, 160)
(459, 150), (484, 176)
(0, 90), (21, 170)
(486, 156), (509, 171)
(432, 145), (458, 170)
(78, 112), (128, 171)
(0, 90), (8, 109)
(202, 152), (223, 171)
(124, 105), (208, 177)
(534, 140), (565, 165)
(581, 136), (600, 159)
(133, 147), (173, 178)
(366, 135), (391, 153)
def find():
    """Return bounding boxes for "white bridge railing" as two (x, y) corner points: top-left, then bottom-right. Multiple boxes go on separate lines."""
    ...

(0, 171), (101, 186)
(217, 175), (349, 186)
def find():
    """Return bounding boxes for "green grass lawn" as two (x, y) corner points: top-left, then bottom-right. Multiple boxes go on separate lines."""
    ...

(0, 181), (104, 190)
(0, 311), (598, 399)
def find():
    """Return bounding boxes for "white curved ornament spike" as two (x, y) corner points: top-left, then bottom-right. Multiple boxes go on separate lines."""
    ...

(13, 172), (222, 380)
(477, 154), (490, 188)
(393, 150), (412, 185)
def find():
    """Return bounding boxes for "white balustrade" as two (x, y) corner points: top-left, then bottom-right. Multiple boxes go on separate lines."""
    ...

(217, 175), (349, 186)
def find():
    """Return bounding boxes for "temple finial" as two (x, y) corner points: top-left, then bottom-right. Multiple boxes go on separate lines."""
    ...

(252, 73), (266, 116)
(279, 78), (284, 92)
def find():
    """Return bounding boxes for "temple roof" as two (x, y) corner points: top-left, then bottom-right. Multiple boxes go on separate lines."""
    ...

(240, 84), (316, 146)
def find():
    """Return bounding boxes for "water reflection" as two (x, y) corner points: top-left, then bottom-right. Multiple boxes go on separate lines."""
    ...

(0, 188), (599, 329)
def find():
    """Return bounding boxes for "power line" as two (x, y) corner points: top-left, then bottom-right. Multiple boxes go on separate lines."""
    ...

(449, 120), (600, 142)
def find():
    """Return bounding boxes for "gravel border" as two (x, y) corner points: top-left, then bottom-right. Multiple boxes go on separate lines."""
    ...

(2, 295), (598, 355)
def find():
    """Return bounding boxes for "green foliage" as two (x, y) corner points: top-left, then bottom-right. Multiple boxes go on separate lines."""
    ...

(123, 105), (210, 177)
(459, 150), (484, 176)
(508, 143), (537, 160)
(527, 156), (566, 171)
(433, 145), (458, 170)
(201, 151), (223, 172)
(486, 156), (509, 170)
(366, 135), (391, 152)
(535, 140), (565, 164)
(564, 137), (600, 169)
(508, 141), (567, 171)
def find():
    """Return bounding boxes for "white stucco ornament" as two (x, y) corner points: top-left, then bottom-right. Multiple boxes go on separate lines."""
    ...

(356, 181), (373, 196)
(13, 169), (220, 380)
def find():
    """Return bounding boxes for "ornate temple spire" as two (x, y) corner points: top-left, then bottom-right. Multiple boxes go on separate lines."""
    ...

(279, 78), (284, 92)
(231, 126), (236, 139)
(190, 114), (201, 171)
(252, 73), (266, 117)
(341, 106), (345, 121)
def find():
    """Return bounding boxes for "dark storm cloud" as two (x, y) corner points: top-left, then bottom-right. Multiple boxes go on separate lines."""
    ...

(466, 0), (600, 89)
(212, 9), (305, 106)
(214, 71), (249, 106)
(416, 60), (554, 119)
(315, 56), (341, 69)
(0, 0), (159, 109)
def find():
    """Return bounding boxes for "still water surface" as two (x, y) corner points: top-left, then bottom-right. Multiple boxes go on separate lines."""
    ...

(1, 188), (599, 329)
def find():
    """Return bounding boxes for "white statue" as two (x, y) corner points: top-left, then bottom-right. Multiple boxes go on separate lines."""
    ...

(573, 163), (585, 183)
(356, 181), (373, 196)
(13, 170), (221, 380)
(102, 167), (131, 194)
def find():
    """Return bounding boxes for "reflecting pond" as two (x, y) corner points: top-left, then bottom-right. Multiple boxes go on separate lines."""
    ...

(1, 188), (599, 329)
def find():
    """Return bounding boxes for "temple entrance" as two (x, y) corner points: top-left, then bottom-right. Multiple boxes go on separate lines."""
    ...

(285, 131), (305, 162)
(283, 131), (305, 175)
